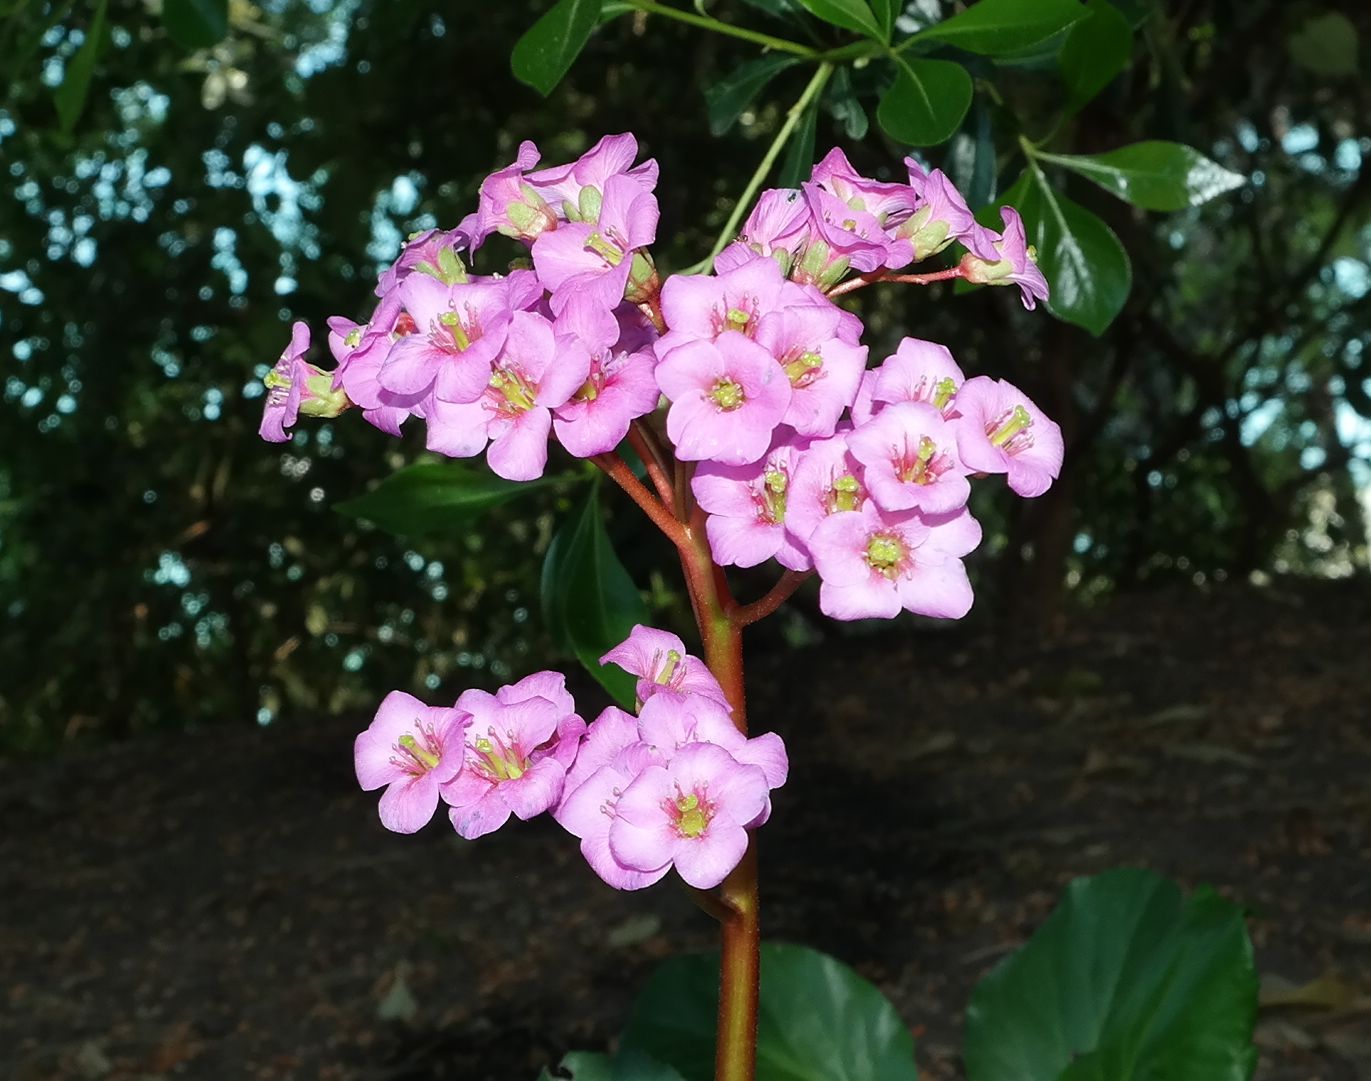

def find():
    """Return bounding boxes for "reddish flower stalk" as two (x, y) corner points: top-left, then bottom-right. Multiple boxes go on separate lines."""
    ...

(825, 264), (967, 298)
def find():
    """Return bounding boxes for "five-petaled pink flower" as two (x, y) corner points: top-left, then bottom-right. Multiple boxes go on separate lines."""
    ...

(600, 625), (730, 708)
(442, 673), (585, 839)
(951, 376), (1064, 498)
(354, 691), (468, 834)
(609, 742), (770, 889)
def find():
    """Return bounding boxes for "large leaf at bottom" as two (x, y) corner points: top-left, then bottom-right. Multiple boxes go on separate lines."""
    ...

(965, 868), (1258, 1081)
(621, 943), (918, 1081)
(540, 487), (647, 708)
(335, 461), (554, 537)
(1001, 167), (1131, 335)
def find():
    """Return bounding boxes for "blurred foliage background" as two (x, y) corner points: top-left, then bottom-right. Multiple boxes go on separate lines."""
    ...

(0, 0), (1367, 752)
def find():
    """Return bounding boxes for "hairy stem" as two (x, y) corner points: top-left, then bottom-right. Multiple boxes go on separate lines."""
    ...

(591, 452), (687, 545)
(629, 423), (677, 507)
(825, 264), (967, 297)
(623, 0), (817, 58)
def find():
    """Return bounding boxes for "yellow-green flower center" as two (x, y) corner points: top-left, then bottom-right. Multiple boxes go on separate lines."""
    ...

(710, 378), (745, 411)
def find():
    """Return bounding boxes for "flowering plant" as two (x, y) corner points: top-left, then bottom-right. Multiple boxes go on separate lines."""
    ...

(261, 133), (1076, 1078)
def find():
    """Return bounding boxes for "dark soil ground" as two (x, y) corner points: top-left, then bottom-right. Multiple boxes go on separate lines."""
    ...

(3, 581), (1370, 1081)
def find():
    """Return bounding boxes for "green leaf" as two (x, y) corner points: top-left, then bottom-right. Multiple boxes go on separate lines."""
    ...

(910, 0), (1086, 55)
(162, 0), (229, 49)
(53, 0), (107, 134)
(1002, 166), (1131, 335)
(1036, 140), (1245, 211)
(1287, 11), (1359, 78)
(334, 461), (555, 537)
(867, 0), (896, 40)
(776, 98), (820, 187)
(824, 65), (869, 140)
(794, 0), (886, 42)
(876, 57), (972, 147)
(540, 486), (648, 708)
(705, 55), (800, 136)
(622, 943), (919, 1081)
(511, 0), (603, 97)
(943, 101), (996, 208)
(1059, 0), (1132, 114)
(965, 868), (1258, 1081)
(539, 1050), (689, 1081)
(738, 0), (800, 15)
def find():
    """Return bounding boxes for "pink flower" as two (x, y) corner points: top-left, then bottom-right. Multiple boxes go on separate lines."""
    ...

(259, 321), (315, 442)
(656, 331), (792, 465)
(809, 503), (982, 621)
(554, 706), (666, 891)
(600, 625), (730, 708)
(899, 158), (987, 262)
(951, 376), (1063, 497)
(327, 302), (419, 436)
(692, 435), (813, 570)
(852, 336), (965, 425)
(784, 427), (867, 546)
(525, 132), (659, 216)
(381, 270), (541, 404)
(848, 402), (971, 516)
(354, 691), (468, 834)
(609, 742), (770, 888)
(551, 295), (661, 458)
(471, 140), (559, 246)
(442, 675), (586, 839)
(655, 255), (786, 359)
(376, 225), (472, 299)
(531, 174), (659, 309)
(424, 310), (590, 479)
(755, 300), (866, 437)
(959, 207), (1051, 310)
(715, 187), (812, 275)
(634, 694), (788, 825)
(811, 148), (919, 228)
(798, 183), (896, 281)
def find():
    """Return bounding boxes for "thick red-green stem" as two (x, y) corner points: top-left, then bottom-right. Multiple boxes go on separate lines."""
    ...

(675, 507), (759, 1081)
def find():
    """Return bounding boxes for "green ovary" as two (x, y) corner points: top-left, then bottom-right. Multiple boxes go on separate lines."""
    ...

(710, 378), (745, 411)
(398, 733), (440, 771)
(675, 793), (708, 838)
(438, 310), (473, 351)
(865, 533), (904, 577)
(989, 404), (1033, 448)
(475, 736), (526, 781)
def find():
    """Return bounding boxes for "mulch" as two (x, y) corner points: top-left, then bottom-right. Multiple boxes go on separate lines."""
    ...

(3, 580), (1368, 1080)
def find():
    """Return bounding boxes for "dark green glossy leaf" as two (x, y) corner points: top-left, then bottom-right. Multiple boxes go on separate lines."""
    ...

(942, 101), (996, 208)
(867, 0), (896, 40)
(876, 57), (972, 147)
(1060, 0), (1132, 114)
(966, 868), (1258, 1081)
(776, 98), (820, 187)
(1002, 167), (1131, 335)
(825, 65), (869, 140)
(162, 0), (228, 49)
(795, 0), (886, 42)
(705, 54), (800, 136)
(334, 461), (554, 537)
(1037, 140), (1245, 211)
(910, 0), (1086, 55)
(622, 944), (919, 1081)
(1287, 12), (1359, 79)
(540, 487), (647, 708)
(53, 0), (107, 133)
(511, 0), (603, 96)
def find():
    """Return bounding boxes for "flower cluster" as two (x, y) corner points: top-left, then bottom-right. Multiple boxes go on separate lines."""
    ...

(354, 626), (786, 891)
(260, 133), (1061, 625)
